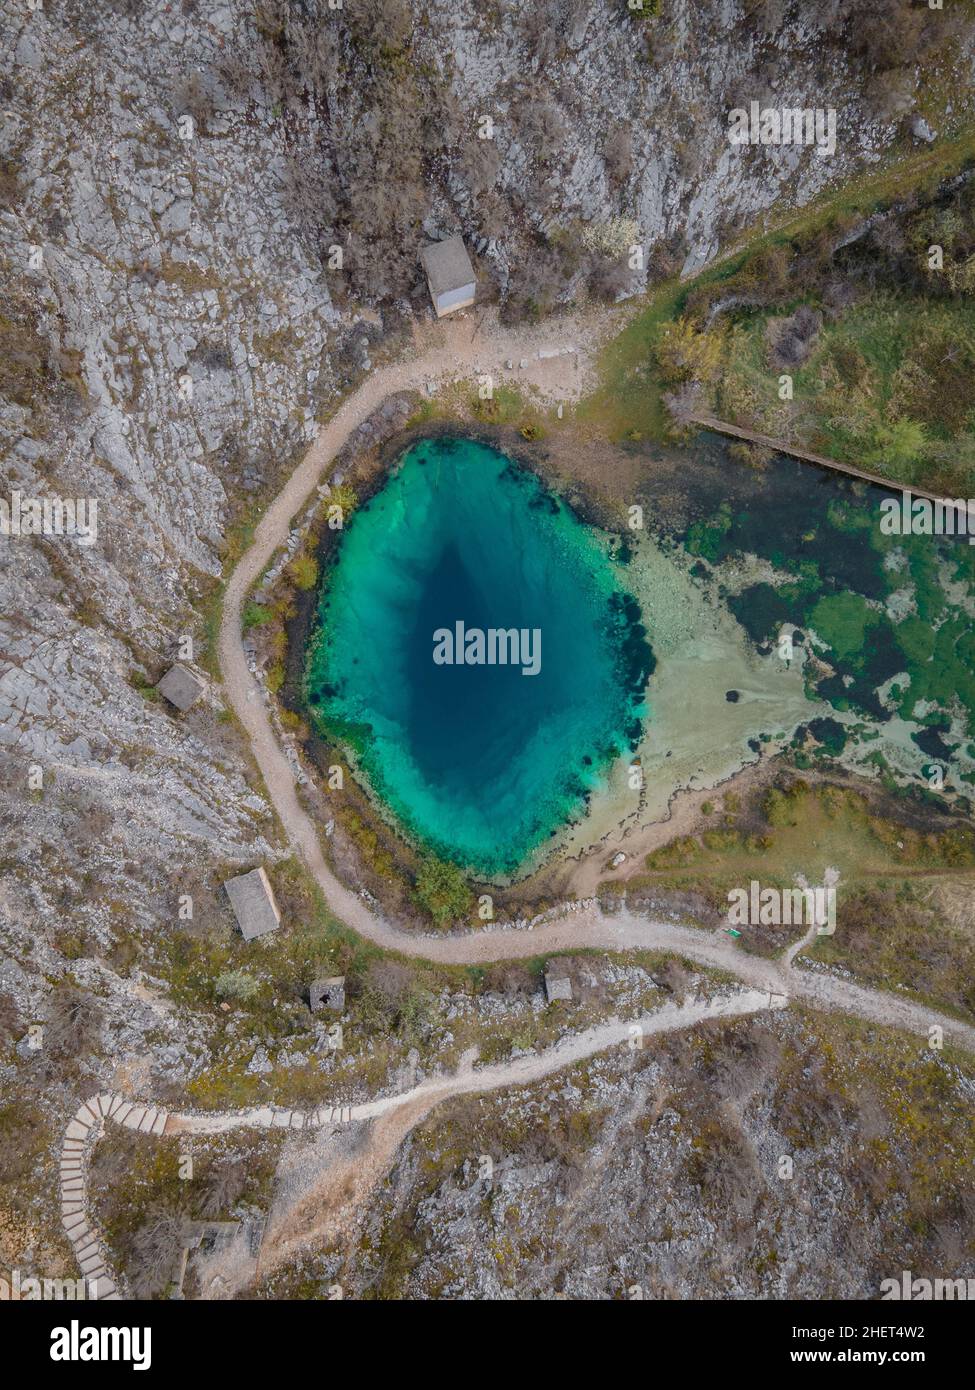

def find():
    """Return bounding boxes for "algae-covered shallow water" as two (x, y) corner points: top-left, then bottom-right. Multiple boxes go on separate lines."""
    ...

(668, 438), (975, 775)
(304, 436), (653, 875)
(547, 439), (975, 869)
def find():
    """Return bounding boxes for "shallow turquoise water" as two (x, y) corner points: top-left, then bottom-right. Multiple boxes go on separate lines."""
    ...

(304, 435), (652, 874)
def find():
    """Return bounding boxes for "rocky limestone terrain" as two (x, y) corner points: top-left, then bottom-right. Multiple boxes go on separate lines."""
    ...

(291, 1008), (975, 1301)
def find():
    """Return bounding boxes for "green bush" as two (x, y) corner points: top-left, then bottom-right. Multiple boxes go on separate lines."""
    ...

(214, 969), (260, 1002)
(242, 601), (272, 630)
(287, 554), (319, 591)
(413, 855), (473, 927)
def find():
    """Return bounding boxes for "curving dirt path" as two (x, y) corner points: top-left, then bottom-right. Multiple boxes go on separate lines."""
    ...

(217, 308), (612, 954)
(62, 919), (975, 1297)
(256, 986), (785, 1278)
(60, 985), (785, 1297)
(214, 315), (975, 1051)
(64, 310), (975, 1298)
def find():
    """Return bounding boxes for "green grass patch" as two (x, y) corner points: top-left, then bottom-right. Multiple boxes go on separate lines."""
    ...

(580, 124), (975, 443)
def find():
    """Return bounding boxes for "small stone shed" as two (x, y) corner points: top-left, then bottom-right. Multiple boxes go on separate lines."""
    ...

(420, 234), (476, 317)
(544, 970), (573, 1004)
(224, 867), (281, 941)
(310, 976), (346, 1013)
(156, 663), (204, 711)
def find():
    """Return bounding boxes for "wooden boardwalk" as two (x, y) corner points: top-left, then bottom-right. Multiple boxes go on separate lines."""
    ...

(690, 413), (975, 522)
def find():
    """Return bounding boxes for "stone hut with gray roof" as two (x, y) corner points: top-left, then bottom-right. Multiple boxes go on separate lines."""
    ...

(420, 234), (476, 318)
(223, 867), (280, 941)
(310, 976), (346, 1013)
(155, 663), (204, 712)
(544, 970), (573, 1003)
